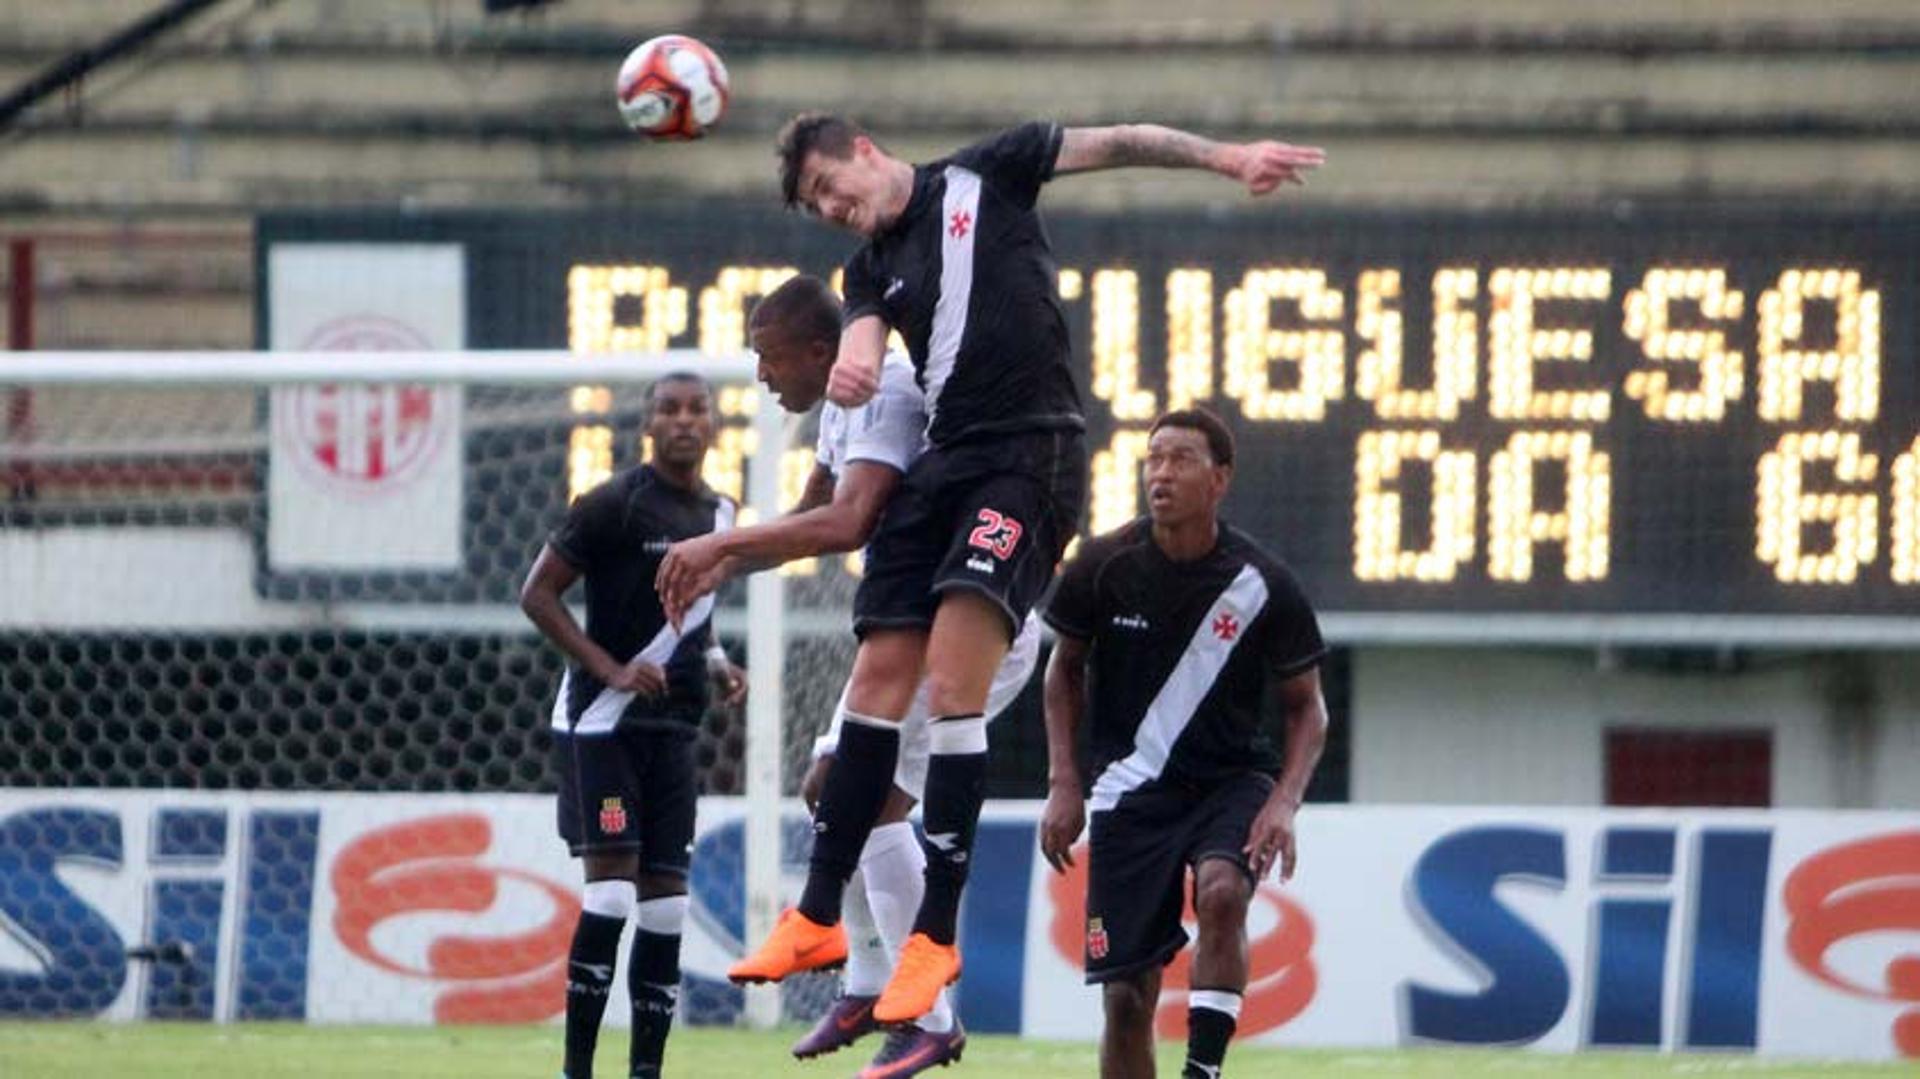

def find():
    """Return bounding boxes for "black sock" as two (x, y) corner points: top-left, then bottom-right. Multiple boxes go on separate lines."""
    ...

(628, 928), (681, 1078)
(1183, 994), (1240, 1078)
(798, 719), (899, 924)
(563, 910), (625, 1079)
(911, 714), (987, 945)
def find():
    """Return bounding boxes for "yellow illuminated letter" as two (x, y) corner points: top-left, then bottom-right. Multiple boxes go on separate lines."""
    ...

(1089, 430), (1152, 538)
(1488, 430), (1611, 582)
(779, 447), (819, 576)
(1090, 269), (1155, 420)
(1757, 269), (1881, 423)
(566, 264), (693, 500)
(1623, 268), (1744, 422)
(568, 265), (689, 354)
(1165, 269), (1214, 409)
(1354, 430), (1476, 581)
(1357, 268), (1478, 421)
(698, 384), (764, 504)
(567, 424), (614, 502)
(698, 266), (799, 356)
(1223, 268), (1345, 422)
(1488, 267), (1612, 422)
(1895, 438), (1919, 585)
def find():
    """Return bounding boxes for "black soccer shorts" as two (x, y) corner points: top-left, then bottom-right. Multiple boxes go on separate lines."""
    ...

(1082, 770), (1276, 984)
(853, 429), (1088, 641)
(554, 724), (698, 877)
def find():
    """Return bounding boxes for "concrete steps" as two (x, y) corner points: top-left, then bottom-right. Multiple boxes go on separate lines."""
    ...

(2, 0), (1916, 350)
(6, 47), (1916, 131)
(3, 1), (1915, 204)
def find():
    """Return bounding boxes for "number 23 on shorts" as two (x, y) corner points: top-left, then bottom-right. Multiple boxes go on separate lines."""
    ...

(967, 508), (1023, 561)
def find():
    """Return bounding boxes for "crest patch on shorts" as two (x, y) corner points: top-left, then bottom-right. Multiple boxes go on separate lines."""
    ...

(1087, 916), (1110, 960)
(599, 797), (628, 834)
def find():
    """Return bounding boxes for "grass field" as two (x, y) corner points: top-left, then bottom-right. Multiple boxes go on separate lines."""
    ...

(0, 1023), (1907, 1079)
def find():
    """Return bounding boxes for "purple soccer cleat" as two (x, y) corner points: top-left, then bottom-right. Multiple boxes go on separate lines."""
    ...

(855, 1020), (966, 1078)
(792, 994), (880, 1059)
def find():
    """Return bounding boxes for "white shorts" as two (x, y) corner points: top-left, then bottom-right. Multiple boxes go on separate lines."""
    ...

(816, 611), (1042, 802)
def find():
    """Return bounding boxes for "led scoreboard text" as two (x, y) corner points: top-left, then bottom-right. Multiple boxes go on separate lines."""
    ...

(260, 208), (1919, 621)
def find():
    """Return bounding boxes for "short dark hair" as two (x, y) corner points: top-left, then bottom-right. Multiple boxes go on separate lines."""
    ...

(1149, 406), (1236, 467)
(775, 112), (867, 209)
(749, 275), (842, 347)
(643, 371), (712, 421)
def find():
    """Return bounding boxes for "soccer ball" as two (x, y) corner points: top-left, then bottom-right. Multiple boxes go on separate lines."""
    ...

(615, 34), (730, 140)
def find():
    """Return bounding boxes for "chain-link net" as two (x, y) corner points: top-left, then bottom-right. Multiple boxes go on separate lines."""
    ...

(2, 378), (772, 775)
(0, 365), (885, 1025)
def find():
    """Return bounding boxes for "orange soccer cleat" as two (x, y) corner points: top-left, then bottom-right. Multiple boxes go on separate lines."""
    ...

(727, 908), (848, 984)
(873, 933), (961, 1024)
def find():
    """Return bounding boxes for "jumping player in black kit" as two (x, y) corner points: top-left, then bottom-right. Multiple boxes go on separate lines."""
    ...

(727, 113), (1325, 1027)
(520, 373), (747, 1079)
(1039, 408), (1330, 1079)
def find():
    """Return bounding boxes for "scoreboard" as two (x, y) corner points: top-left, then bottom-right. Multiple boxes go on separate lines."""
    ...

(259, 206), (1920, 642)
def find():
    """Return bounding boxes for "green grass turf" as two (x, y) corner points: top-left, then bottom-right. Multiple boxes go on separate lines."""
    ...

(0, 1022), (1905, 1078)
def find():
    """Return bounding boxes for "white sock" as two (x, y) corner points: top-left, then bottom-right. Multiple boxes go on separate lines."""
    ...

(581, 878), (635, 920)
(862, 821), (956, 1033)
(635, 894), (687, 935)
(927, 715), (988, 755)
(1189, 988), (1244, 1020)
(841, 867), (888, 996)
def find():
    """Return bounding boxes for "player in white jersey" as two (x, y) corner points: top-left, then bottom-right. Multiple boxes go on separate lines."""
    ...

(657, 275), (1038, 1077)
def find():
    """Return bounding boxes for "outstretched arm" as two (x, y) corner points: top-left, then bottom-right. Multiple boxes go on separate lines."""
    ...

(713, 459), (898, 566)
(1055, 123), (1325, 195)
(656, 460), (899, 623)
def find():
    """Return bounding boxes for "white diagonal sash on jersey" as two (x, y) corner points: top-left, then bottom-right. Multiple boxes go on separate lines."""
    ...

(549, 667), (637, 735)
(550, 498), (734, 735)
(1088, 565), (1270, 812)
(923, 166), (981, 424)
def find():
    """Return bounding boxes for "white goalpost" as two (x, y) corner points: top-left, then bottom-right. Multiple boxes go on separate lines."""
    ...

(1, 348), (794, 1028)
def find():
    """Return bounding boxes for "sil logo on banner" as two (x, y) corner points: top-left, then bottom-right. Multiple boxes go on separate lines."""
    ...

(331, 814), (580, 1023)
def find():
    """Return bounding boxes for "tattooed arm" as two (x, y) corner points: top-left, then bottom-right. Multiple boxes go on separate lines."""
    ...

(1054, 123), (1325, 195)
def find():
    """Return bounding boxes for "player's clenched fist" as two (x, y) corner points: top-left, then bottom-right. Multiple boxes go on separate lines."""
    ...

(826, 352), (880, 407)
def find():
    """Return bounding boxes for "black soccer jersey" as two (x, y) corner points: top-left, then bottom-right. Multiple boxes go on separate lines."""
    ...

(546, 464), (733, 732)
(841, 121), (1083, 447)
(1044, 518), (1325, 803)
